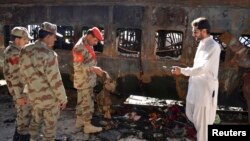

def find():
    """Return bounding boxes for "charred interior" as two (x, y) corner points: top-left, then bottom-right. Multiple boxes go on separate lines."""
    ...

(0, 0), (250, 106)
(0, 0), (250, 140)
(0, 0), (249, 106)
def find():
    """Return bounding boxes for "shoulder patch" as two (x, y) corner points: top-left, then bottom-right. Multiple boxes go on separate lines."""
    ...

(72, 49), (83, 63)
(8, 56), (19, 65)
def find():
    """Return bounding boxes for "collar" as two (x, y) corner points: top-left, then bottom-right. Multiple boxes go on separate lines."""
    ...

(200, 35), (212, 44)
(35, 40), (50, 49)
(9, 41), (21, 50)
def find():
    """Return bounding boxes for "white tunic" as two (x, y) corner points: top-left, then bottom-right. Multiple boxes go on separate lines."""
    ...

(181, 36), (221, 141)
(181, 36), (221, 106)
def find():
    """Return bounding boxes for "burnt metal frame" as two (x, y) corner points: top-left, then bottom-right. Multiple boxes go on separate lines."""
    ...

(239, 35), (250, 48)
(117, 28), (142, 56)
(155, 30), (183, 58)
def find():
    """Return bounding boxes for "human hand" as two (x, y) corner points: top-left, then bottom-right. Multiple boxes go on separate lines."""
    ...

(171, 66), (181, 75)
(59, 101), (67, 110)
(16, 98), (27, 106)
(90, 66), (104, 77)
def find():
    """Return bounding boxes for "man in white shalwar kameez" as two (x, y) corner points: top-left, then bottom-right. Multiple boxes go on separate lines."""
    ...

(172, 17), (221, 141)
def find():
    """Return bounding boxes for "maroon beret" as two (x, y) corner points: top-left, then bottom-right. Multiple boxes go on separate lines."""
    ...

(90, 27), (103, 41)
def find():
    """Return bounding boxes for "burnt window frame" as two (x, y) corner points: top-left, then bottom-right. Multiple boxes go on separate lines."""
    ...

(116, 28), (142, 58)
(55, 25), (75, 50)
(155, 30), (183, 59)
(239, 34), (250, 48)
(82, 26), (104, 53)
(27, 24), (40, 43)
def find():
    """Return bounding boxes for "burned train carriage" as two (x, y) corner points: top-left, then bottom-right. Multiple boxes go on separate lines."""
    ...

(0, 0), (250, 108)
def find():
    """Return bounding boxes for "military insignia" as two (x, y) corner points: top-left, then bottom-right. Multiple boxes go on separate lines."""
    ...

(9, 57), (19, 65)
(72, 50), (84, 62)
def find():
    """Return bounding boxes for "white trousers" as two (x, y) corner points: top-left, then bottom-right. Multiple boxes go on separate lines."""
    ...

(186, 101), (216, 141)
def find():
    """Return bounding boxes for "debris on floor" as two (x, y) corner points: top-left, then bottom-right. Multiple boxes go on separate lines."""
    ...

(0, 92), (196, 141)
(0, 88), (248, 141)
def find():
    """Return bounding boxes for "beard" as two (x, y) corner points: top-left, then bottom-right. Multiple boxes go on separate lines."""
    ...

(195, 36), (203, 41)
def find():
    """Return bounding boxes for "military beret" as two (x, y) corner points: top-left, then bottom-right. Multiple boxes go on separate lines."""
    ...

(90, 27), (103, 41)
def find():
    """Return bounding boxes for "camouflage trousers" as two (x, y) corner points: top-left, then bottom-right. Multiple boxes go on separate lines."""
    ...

(76, 87), (94, 126)
(29, 105), (60, 141)
(15, 103), (32, 135)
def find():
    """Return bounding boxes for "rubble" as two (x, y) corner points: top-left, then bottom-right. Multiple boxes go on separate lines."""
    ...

(0, 89), (248, 141)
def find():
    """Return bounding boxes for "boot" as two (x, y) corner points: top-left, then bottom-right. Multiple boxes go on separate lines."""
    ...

(72, 126), (83, 134)
(75, 116), (84, 128)
(19, 134), (30, 141)
(83, 122), (102, 134)
(72, 116), (84, 134)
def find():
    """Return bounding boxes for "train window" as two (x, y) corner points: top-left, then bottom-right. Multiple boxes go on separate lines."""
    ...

(155, 30), (183, 59)
(55, 25), (74, 50)
(27, 25), (40, 42)
(116, 28), (141, 57)
(82, 26), (104, 53)
(82, 26), (89, 35)
(211, 33), (226, 62)
(3, 25), (18, 47)
(239, 35), (250, 48)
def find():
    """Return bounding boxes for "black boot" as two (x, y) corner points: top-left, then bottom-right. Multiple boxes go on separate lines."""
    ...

(19, 134), (30, 141)
(13, 127), (20, 141)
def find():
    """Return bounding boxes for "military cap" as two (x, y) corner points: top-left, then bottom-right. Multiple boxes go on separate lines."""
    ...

(11, 27), (32, 40)
(41, 22), (63, 37)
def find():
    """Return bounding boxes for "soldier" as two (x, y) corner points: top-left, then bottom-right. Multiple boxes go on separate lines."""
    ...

(19, 22), (68, 141)
(3, 27), (32, 141)
(72, 27), (105, 133)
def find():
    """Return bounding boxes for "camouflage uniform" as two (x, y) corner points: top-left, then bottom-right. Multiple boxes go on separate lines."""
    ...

(19, 40), (67, 141)
(3, 42), (32, 135)
(73, 36), (102, 133)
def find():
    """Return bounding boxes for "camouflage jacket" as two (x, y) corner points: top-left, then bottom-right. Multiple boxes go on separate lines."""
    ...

(19, 40), (67, 109)
(72, 37), (97, 89)
(3, 42), (26, 100)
